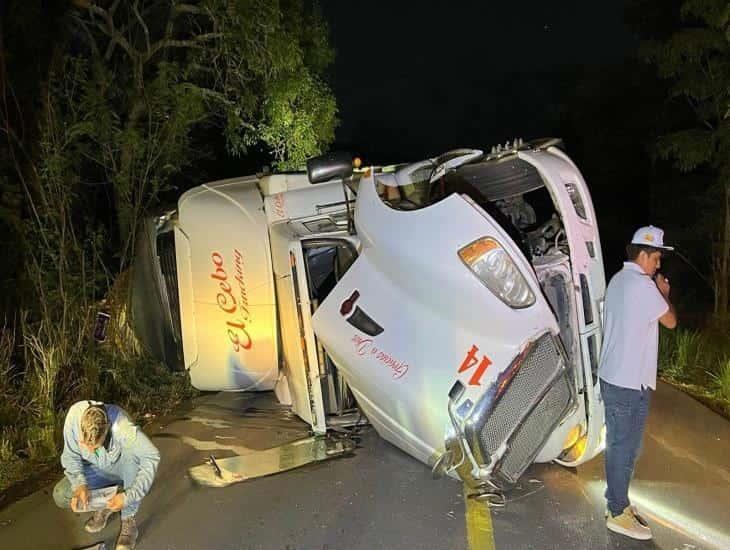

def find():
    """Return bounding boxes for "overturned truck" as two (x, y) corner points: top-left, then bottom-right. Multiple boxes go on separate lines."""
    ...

(132, 139), (607, 490)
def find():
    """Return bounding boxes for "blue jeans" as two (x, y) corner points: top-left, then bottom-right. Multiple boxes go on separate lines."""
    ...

(53, 453), (142, 519)
(601, 379), (652, 517)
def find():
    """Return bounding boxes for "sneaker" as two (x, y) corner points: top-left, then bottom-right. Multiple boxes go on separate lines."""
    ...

(84, 508), (114, 533)
(630, 505), (649, 527)
(606, 507), (653, 540)
(604, 504), (649, 526)
(116, 516), (138, 550)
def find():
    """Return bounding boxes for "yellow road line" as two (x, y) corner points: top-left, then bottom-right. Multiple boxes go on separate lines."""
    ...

(464, 487), (497, 550)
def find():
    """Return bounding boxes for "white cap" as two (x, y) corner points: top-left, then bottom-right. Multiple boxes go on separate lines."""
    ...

(630, 225), (674, 251)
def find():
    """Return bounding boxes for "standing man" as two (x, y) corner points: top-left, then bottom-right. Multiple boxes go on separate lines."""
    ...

(599, 226), (677, 540)
(52, 400), (160, 550)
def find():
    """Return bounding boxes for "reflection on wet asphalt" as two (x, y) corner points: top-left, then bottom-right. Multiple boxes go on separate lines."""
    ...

(492, 382), (730, 550)
(0, 383), (728, 549)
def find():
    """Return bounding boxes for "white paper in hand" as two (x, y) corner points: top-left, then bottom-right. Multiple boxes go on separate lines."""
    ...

(85, 486), (118, 511)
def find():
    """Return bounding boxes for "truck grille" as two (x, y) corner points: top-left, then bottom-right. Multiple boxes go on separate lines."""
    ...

(473, 333), (573, 486)
(497, 371), (572, 484)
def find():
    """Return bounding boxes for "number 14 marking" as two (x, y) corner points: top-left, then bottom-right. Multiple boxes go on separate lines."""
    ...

(458, 345), (492, 386)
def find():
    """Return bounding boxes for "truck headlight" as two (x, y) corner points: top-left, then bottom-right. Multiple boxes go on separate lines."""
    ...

(458, 237), (536, 309)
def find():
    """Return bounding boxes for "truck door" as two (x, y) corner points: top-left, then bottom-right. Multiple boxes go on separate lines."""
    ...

(518, 147), (607, 465)
(286, 242), (327, 433)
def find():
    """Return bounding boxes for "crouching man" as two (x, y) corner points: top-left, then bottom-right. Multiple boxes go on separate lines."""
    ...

(52, 401), (160, 550)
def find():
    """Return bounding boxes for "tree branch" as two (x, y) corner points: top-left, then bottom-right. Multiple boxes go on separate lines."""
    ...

(146, 33), (223, 61)
(132, 1), (151, 57)
(102, 0), (144, 61)
(108, 0), (122, 18)
(88, 4), (139, 61)
(174, 4), (206, 16)
(72, 16), (101, 58)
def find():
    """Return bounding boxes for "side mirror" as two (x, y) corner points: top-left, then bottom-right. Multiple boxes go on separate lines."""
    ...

(307, 152), (353, 184)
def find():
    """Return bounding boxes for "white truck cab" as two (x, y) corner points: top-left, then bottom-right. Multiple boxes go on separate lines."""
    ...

(132, 139), (607, 489)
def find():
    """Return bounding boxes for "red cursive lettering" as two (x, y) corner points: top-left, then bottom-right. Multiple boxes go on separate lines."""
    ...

(233, 249), (251, 323)
(272, 193), (286, 219)
(351, 335), (409, 380)
(211, 251), (253, 352)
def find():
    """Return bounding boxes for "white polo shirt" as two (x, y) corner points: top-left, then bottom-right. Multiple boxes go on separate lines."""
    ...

(598, 262), (669, 390)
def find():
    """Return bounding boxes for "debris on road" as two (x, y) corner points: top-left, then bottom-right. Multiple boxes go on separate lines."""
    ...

(188, 434), (356, 487)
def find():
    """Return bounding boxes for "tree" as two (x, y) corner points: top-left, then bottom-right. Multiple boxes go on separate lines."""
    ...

(641, 0), (730, 316)
(66, 0), (337, 266)
(0, 0), (70, 318)
(0, 0), (338, 460)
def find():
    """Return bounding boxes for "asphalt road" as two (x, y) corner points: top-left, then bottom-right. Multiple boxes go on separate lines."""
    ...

(0, 381), (728, 550)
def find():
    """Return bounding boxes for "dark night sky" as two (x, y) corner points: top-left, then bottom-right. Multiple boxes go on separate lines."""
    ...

(319, 3), (716, 300)
(321, 1), (636, 163)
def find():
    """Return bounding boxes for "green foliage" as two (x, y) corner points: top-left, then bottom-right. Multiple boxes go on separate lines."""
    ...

(681, 0), (730, 29)
(0, 312), (196, 491)
(260, 72), (338, 169)
(656, 129), (714, 171)
(188, 0), (338, 166)
(659, 328), (704, 382)
(1, 0), (333, 497)
(639, 0), (730, 316)
(0, 324), (21, 435)
(658, 326), (678, 373)
(0, 432), (24, 493)
(93, 349), (195, 419)
(0, 429), (16, 463)
(640, 1), (729, 173)
(711, 357), (730, 400)
(659, 324), (730, 413)
(54, 0), (339, 265)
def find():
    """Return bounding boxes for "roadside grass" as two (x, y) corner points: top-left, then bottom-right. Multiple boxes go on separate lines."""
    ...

(710, 358), (730, 402)
(0, 324), (27, 491)
(0, 313), (195, 497)
(658, 320), (730, 418)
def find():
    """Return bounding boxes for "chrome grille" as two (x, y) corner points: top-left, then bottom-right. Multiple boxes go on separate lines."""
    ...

(498, 371), (573, 483)
(477, 333), (562, 457)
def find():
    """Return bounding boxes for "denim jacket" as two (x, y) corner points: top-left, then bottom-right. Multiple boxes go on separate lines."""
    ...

(60, 400), (160, 504)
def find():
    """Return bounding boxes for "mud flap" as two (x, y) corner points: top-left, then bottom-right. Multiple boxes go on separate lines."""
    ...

(188, 434), (356, 487)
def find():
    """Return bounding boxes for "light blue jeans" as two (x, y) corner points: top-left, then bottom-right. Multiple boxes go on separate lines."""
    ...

(53, 453), (142, 519)
(601, 379), (652, 517)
